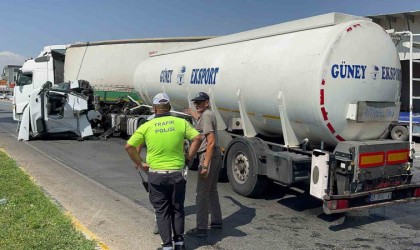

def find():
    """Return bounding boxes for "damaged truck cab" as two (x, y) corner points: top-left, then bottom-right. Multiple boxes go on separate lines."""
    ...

(14, 45), (101, 141)
(17, 81), (101, 141)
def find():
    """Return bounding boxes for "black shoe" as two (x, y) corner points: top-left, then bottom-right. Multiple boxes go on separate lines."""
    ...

(209, 223), (223, 229)
(186, 228), (207, 237)
(153, 224), (159, 234)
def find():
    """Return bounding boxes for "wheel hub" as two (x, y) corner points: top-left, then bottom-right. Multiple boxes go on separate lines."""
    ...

(233, 152), (249, 184)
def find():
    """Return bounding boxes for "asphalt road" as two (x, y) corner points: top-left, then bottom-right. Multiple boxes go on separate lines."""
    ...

(1, 100), (419, 250)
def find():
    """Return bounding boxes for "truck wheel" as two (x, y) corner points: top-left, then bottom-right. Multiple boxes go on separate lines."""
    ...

(226, 139), (267, 197)
(390, 125), (409, 141)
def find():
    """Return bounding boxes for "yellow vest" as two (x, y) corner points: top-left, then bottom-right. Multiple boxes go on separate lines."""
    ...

(127, 115), (199, 170)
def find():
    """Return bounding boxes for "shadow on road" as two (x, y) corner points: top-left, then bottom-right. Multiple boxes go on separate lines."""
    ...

(245, 181), (391, 232)
(31, 133), (92, 141)
(185, 196), (255, 249)
(324, 213), (387, 232)
(261, 182), (323, 212)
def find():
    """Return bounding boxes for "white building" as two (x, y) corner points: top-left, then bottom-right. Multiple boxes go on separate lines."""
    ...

(1, 65), (21, 93)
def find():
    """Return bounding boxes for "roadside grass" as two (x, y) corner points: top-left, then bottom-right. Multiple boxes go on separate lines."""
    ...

(0, 150), (97, 250)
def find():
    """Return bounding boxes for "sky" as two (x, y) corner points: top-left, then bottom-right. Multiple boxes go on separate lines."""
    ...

(0, 0), (419, 70)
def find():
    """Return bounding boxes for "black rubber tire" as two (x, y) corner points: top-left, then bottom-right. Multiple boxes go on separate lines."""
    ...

(390, 125), (409, 141)
(226, 140), (267, 197)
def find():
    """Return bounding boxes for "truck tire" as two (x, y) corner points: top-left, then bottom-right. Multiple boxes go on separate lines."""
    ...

(226, 138), (267, 197)
(390, 125), (409, 141)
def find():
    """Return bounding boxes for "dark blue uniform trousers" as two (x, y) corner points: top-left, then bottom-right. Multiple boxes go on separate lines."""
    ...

(149, 171), (186, 247)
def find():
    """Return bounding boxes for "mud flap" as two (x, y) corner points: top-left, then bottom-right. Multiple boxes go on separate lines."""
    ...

(310, 150), (330, 199)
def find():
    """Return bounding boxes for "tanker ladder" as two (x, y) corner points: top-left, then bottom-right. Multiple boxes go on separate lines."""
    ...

(395, 31), (420, 159)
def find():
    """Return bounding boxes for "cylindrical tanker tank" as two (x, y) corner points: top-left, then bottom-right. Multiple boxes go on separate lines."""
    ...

(134, 13), (401, 147)
(64, 37), (213, 91)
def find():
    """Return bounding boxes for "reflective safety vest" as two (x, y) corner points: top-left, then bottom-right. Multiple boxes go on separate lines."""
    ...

(127, 115), (199, 170)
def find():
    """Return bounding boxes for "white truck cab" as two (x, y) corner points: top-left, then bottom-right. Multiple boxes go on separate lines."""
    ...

(13, 45), (67, 121)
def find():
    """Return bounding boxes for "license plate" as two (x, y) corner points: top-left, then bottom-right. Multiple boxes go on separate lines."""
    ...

(368, 192), (392, 202)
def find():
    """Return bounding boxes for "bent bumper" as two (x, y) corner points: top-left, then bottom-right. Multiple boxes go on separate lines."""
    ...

(323, 183), (420, 214)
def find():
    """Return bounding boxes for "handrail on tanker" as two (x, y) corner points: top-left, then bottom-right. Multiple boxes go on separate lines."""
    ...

(394, 31), (420, 159)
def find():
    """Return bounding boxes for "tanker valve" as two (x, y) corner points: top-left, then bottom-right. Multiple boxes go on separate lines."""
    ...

(299, 138), (310, 151)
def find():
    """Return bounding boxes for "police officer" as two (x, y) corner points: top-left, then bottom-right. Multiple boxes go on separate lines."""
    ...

(185, 92), (223, 237)
(125, 93), (201, 250)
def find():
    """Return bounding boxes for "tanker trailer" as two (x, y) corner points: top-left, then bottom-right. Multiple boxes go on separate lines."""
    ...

(64, 38), (215, 137)
(133, 13), (420, 214)
(64, 37), (214, 100)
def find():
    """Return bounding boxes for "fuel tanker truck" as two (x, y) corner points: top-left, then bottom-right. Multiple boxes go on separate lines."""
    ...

(133, 13), (420, 214)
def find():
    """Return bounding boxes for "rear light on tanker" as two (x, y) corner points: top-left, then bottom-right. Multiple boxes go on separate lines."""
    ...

(359, 150), (409, 168)
(386, 150), (409, 165)
(359, 152), (385, 168)
(414, 188), (420, 197)
(327, 199), (349, 210)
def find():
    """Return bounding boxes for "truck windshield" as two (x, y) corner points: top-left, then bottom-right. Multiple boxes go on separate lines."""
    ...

(16, 72), (32, 86)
